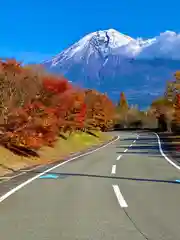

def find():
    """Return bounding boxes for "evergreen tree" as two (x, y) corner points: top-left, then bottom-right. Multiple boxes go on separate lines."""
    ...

(117, 92), (129, 112)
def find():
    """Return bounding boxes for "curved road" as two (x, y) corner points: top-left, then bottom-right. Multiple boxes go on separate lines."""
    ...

(0, 131), (180, 239)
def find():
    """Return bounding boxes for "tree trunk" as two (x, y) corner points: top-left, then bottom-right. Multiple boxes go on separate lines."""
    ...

(166, 120), (172, 133)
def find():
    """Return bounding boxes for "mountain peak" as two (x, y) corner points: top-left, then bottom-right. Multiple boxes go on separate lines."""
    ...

(43, 29), (180, 68)
(43, 29), (180, 109)
(43, 29), (135, 66)
(106, 28), (134, 40)
(89, 29), (134, 48)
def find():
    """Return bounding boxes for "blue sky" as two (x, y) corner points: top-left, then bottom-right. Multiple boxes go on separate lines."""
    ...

(1, 0), (179, 63)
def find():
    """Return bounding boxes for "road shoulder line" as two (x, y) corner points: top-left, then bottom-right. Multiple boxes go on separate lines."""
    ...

(154, 132), (180, 171)
(0, 135), (120, 203)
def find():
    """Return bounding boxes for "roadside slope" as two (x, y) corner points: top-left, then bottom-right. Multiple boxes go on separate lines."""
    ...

(0, 131), (112, 177)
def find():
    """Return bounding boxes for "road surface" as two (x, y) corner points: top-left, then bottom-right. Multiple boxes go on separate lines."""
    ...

(0, 131), (180, 240)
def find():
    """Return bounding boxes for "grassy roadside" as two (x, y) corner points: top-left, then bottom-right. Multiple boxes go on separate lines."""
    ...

(0, 131), (113, 177)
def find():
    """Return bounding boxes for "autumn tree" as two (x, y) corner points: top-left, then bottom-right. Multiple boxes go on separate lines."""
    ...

(85, 90), (115, 131)
(117, 92), (129, 111)
(150, 97), (175, 132)
(0, 58), (116, 154)
(172, 94), (180, 132)
(164, 72), (180, 103)
(115, 92), (129, 128)
(0, 59), (43, 126)
(126, 107), (143, 128)
(174, 71), (180, 81)
(153, 72), (180, 132)
(164, 81), (175, 102)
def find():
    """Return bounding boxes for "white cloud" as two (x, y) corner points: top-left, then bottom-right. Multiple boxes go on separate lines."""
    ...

(136, 31), (180, 59)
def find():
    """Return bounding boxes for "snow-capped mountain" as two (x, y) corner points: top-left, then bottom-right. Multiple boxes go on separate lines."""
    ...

(43, 29), (180, 109)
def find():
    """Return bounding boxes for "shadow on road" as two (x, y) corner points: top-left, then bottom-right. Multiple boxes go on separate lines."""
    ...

(116, 130), (180, 166)
(34, 171), (180, 185)
(116, 135), (163, 157)
(158, 132), (180, 165)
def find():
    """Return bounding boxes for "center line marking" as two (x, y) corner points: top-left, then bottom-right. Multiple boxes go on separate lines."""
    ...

(111, 165), (116, 174)
(116, 155), (122, 160)
(113, 185), (128, 208)
(124, 149), (128, 152)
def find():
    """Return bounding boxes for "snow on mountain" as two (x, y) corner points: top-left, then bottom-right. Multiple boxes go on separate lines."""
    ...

(44, 29), (135, 67)
(43, 29), (180, 109)
(44, 29), (180, 66)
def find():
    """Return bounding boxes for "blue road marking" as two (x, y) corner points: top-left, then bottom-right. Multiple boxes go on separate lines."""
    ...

(39, 174), (59, 179)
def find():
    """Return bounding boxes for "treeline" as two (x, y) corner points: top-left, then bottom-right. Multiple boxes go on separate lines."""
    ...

(0, 59), (115, 155)
(1, 57), (175, 157)
(114, 92), (157, 130)
(150, 71), (180, 132)
(114, 71), (180, 132)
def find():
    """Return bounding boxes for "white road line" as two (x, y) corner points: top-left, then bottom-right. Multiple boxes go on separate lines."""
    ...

(0, 162), (46, 184)
(116, 155), (122, 160)
(0, 136), (120, 203)
(112, 185), (128, 208)
(124, 149), (128, 153)
(129, 144), (132, 147)
(111, 165), (116, 174)
(133, 140), (136, 143)
(154, 132), (180, 171)
(137, 135), (139, 139)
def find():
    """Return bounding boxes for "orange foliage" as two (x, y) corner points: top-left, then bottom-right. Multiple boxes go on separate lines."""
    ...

(42, 76), (71, 94)
(118, 92), (129, 111)
(85, 90), (115, 131)
(0, 59), (116, 152)
(173, 94), (180, 126)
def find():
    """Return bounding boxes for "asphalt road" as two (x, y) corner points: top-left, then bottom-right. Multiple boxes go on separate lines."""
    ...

(0, 131), (180, 240)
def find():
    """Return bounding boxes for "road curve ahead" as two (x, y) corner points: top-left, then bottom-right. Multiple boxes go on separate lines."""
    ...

(0, 131), (180, 240)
